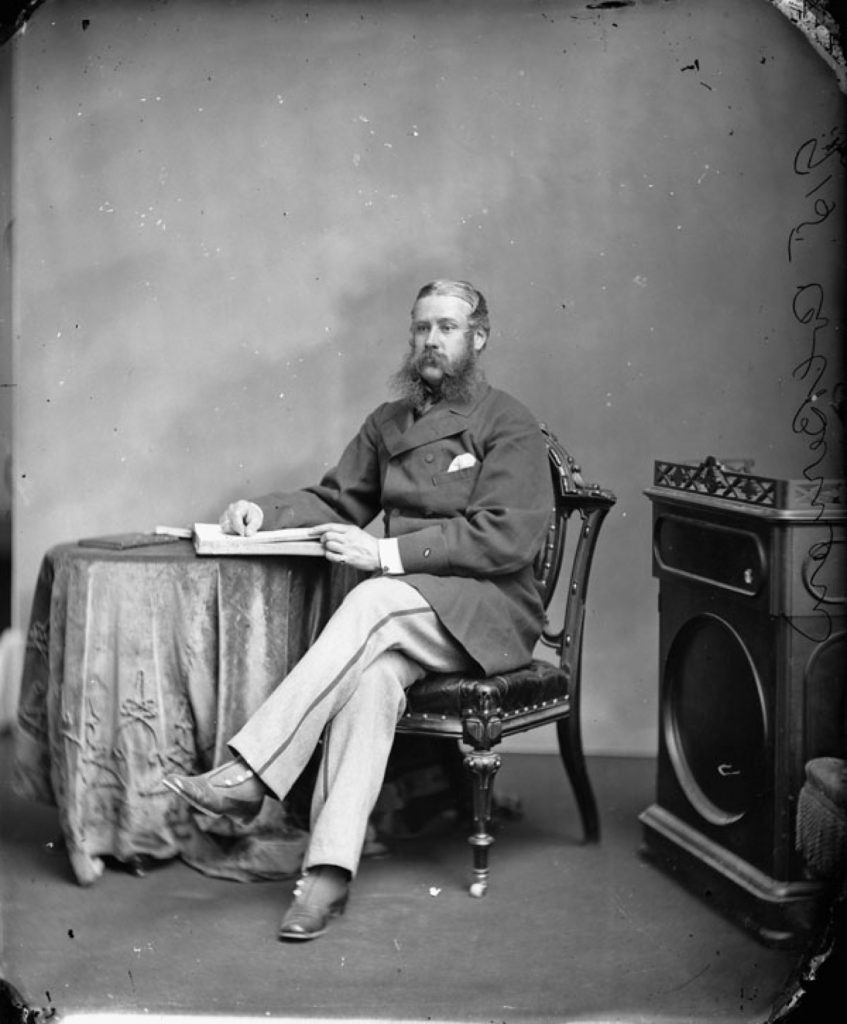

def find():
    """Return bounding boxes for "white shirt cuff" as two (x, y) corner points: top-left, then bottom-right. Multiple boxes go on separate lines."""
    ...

(377, 537), (405, 575)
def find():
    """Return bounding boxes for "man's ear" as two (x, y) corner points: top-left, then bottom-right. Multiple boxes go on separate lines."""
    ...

(472, 329), (488, 353)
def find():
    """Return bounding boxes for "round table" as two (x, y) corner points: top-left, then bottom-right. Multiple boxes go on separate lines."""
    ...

(14, 538), (360, 884)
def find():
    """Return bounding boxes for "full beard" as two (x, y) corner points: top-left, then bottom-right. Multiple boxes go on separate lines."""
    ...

(390, 341), (485, 413)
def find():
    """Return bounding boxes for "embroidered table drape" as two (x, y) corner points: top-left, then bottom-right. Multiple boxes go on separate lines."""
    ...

(13, 540), (361, 885)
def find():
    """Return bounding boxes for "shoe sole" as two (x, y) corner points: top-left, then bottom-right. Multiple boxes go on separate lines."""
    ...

(278, 925), (328, 941)
(278, 903), (347, 942)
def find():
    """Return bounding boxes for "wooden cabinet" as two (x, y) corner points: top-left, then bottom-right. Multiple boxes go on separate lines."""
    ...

(640, 460), (846, 948)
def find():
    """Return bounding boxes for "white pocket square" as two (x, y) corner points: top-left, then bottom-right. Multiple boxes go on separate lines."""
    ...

(447, 453), (477, 472)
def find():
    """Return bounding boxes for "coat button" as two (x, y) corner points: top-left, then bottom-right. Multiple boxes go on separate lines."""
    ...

(424, 453), (434, 463)
(423, 548), (431, 558)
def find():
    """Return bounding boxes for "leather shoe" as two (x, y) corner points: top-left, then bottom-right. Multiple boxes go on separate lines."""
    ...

(163, 760), (266, 820)
(278, 866), (350, 941)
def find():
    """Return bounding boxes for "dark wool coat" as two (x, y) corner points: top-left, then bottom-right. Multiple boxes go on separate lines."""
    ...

(252, 384), (552, 675)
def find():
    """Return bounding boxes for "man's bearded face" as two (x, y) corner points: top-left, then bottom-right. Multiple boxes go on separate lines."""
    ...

(392, 294), (485, 408)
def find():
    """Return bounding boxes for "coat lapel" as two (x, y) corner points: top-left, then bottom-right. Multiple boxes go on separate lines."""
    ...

(380, 384), (490, 457)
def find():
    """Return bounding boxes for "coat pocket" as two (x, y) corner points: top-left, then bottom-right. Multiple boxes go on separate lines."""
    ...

(429, 464), (480, 512)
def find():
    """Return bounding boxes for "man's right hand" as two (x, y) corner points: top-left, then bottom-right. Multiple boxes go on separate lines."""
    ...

(219, 500), (264, 536)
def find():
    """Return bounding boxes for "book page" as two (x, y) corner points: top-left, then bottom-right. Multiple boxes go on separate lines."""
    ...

(192, 523), (324, 556)
(193, 523), (319, 545)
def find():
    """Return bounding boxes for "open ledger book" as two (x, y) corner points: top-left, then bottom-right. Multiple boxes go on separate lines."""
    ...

(192, 523), (325, 556)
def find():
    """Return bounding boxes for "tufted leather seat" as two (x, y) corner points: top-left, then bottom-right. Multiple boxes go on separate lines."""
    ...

(397, 424), (616, 895)
(406, 663), (570, 719)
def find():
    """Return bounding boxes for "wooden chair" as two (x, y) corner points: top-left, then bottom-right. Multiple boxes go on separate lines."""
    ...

(396, 424), (616, 896)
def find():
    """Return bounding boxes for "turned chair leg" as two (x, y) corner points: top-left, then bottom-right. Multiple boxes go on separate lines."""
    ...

(463, 749), (502, 897)
(556, 715), (600, 843)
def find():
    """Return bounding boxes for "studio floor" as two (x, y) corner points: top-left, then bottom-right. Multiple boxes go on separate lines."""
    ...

(0, 737), (830, 1024)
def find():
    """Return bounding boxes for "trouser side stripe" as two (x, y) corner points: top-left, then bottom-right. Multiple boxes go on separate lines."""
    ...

(254, 606), (428, 775)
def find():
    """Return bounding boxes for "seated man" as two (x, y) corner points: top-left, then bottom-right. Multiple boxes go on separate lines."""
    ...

(165, 279), (552, 941)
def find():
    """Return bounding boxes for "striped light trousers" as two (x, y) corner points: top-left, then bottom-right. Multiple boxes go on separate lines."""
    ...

(229, 576), (473, 875)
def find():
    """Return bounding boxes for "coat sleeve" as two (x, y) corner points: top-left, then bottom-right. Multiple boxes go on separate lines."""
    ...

(251, 413), (384, 530)
(395, 404), (552, 578)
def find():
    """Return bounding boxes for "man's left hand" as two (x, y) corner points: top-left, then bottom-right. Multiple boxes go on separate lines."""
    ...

(310, 524), (380, 572)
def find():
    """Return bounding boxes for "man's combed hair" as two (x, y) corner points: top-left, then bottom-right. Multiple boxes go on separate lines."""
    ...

(414, 280), (490, 338)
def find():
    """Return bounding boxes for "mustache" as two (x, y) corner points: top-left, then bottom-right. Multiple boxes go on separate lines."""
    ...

(416, 350), (453, 372)
(390, 344), (485, 411)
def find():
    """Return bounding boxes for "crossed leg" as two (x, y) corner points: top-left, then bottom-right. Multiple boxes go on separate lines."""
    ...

(165, 575), (474, 939)
(229, 575), (474, 873)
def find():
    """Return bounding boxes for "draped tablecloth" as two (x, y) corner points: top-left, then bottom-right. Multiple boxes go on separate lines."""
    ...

(13, 539), (365, 885)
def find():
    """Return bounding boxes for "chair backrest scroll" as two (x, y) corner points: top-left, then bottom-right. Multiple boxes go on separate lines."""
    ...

(535, 423), (616, 668)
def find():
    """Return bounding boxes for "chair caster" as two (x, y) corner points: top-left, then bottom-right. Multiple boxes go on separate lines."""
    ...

(469, 880), (488, 898)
